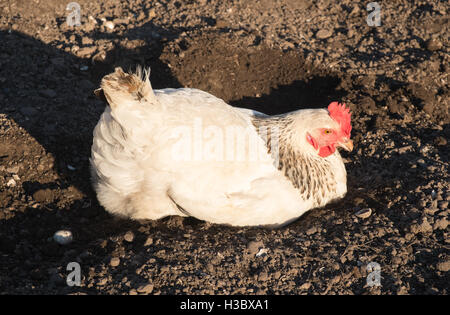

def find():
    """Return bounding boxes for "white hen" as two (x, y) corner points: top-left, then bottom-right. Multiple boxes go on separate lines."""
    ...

(91, 67), (353, 227)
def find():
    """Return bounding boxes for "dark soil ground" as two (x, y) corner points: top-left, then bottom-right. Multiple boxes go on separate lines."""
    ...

(0, 0), (449, 294)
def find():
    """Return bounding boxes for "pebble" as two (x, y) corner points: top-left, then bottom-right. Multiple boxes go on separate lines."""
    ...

(257, 271), (268, 282)
(431, 190), (437, 199)
(6, 165), (20, 173)
(438, 201), (448, 210)
(124, 231), (135, 243)
(137, 283), (154, 294)
(306, 226), (318, 235)
(433, 218), (448, 231)
(426, 39), (442, 51)
(411, 217), (433, 234)
(149, 9), (157, 19)
(6, 178), (16, 187)
(247, 240), (264, 256)
(33, 188), (53, 203)
(316, 29), (332, 39)
(354, 208), (372, 219)
(97, 278), (108, 286)
(434, 136), (447, 146)
(144, 237), (153, 246)
(299, 282), (311, 290)
(104, 21), (115, 30)
(436, 260), (450, 272)
(77, 46), (97, 57)
(398, 145), (413, 154)
(255, 248), (268, 257)
(53, 230), (73, 245)
(110, 257), (120, 267)
(67, 165), (76, 171)
(82, 37), (94, 45)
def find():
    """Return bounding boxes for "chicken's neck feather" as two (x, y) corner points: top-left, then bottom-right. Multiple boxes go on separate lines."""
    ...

(251, 114), (338, 205)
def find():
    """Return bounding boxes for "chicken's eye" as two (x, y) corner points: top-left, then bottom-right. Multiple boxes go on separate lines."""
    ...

(324, 129), (332, 134)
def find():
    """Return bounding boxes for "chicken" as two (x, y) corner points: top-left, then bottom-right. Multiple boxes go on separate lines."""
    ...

(90, 67), (353, 227)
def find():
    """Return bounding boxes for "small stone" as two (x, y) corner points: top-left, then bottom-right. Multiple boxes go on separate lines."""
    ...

(124, 231), (135, 243)
(104, 21), (115, 30)
(436, 260), (450, 272)
(282, 41), (295, 49)
(6, 178), (16, 187)
(392, 256), (402, 265)
(110, 257), (120, 267)
(438, 201), (448, 210)
(426, 39), (442, 51)
(6, 165), (20, 173)
(411, 217), (433, 234)
(255, 248), (268, 257)
(431, 190), (437, 199)
(81, 37), (93, 45)
(33, 188), (54, 203)
(112, 18), (129, 25)
(316, 29), (333, 39)
(97, 278), (108, 286)
(149, 9), (157, 19)
(354, 197), (365, 206)
(434, 136), (447, 146)
(352, 266), (362, 278)
(137, 11), (146, 21)
(144, 237), (153, 246)
(247, 240), (264, 256)
(398, 145), (413, 154)
(354, 208), (372, 219)
(257, 272), (268, 282)
(433, 218), (448, 231)
(137, 283), (154, 294)
(397, 286), (409, 295)
(306, 226), (318, 235)
(299, 282), (311, 290)
(77, 46), (96, 57)
(53, 230), (73, 245)
(349, 5), (360, 16)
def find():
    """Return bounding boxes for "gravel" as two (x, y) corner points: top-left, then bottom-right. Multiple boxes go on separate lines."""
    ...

(0, 0), (448, 295)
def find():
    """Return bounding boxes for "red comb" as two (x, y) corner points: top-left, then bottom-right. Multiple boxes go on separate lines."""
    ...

(328, 102), (352, 136)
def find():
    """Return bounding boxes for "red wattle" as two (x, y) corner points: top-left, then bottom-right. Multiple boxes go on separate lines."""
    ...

(318, 145), (335, 157)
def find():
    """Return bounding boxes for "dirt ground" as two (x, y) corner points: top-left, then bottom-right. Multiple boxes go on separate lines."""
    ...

(0, 0), (449, 295)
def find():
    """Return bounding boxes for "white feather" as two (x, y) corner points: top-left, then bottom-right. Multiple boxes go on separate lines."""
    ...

(91, 68), (349, 227)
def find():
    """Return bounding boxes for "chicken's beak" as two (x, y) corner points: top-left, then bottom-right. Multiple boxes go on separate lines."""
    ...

(339, 139), (353, 152)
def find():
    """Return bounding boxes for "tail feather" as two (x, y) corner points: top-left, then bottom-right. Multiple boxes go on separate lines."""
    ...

(97, 66), (155, 109)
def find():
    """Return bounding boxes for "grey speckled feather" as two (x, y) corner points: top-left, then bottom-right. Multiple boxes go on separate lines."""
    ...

(252, 114), (338, 207)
